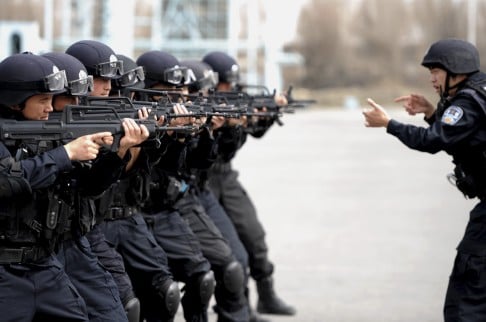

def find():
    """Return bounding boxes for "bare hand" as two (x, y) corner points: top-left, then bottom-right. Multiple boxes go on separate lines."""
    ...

(117, 118), (150, 158)
(137, 107), (151, 120)
(64, 131), (113, 161)
(274, 93), (288, 106)
(211, 115), (226, 130)
(362, 98), (391, 128)
(394, 94), (435, 118)
(169, 103), (195, 127)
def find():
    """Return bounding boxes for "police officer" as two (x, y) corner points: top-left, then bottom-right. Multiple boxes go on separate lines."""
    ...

(66, 39), (124, 97)
(203, 51), (297, 317)
(363, 38), (486, 321)
(0, 52), (114, 321)
(43, 51), (147, 322)
(137, 49), (253, 322)
(179, 59), (219, 96)
(180, 58), (253, 314)
(95, 52), (182, 322)
(110, 54), (146, 99)
(66, 39), (143, 318)
(42, 52), (94, 112)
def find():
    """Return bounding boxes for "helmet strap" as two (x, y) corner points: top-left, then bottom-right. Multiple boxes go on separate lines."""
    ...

(440, 73), (451, 100)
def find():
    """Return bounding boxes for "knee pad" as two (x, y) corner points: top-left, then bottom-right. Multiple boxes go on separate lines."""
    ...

(124, 297), (140, 322)
(223, 261), (245, 294)
(198, 270), (215, 306)
(157, 279), (181, 317)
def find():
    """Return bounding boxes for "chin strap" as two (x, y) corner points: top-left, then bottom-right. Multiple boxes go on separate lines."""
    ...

(438, 73), (470, 115)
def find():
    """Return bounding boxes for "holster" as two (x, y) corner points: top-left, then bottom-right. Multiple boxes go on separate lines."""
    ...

(453, 164), (480, 199)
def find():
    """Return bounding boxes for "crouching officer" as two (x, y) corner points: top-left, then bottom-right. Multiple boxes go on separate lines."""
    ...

(66, 39), (143, 320)
(96, 53), (182, 322)
(0, 52), (116, 321)
(43, 51), (141, 322)
(136, 50), (219, 322)
(363, 38), (486, 321)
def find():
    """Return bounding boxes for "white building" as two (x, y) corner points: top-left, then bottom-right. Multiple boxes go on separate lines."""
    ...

(0, 0), (305, 91)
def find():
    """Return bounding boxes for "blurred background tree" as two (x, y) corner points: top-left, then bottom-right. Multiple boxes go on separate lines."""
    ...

(293, 0), (486, 103)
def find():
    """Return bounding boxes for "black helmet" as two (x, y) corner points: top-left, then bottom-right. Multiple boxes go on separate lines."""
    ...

(65, 40), (123, 79)
(112, 54), (145, 90)
(202, 51), (239, 84)
(180, 59), (219, 92)
(42, 52), (94, 96)
(0, 52), (67, 106)
(421, 38), (480, 74)
(136, 50), (188, 88)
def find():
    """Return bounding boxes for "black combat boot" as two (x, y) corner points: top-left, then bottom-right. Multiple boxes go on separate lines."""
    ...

(256, 276), (296, 315)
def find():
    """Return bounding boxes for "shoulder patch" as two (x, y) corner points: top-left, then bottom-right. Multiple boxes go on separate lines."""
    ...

(441, 105), (464, 125)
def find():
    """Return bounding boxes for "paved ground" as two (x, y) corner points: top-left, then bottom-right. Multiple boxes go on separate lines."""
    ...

(178, 106), (475, 322)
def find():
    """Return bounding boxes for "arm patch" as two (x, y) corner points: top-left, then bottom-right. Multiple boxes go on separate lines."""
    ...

(441, 105), (464, 125)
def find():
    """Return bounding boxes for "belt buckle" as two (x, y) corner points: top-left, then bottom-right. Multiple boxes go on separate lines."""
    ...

(109, 207), (124, 219)
(21, 246), (36, 262)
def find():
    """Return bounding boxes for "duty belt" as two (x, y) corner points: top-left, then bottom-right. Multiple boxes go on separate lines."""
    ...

(0, 245), (49, 264)
(104, 207), (139, 220)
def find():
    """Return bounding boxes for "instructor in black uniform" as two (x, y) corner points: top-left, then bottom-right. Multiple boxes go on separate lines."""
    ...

(363, 38), (486, 321)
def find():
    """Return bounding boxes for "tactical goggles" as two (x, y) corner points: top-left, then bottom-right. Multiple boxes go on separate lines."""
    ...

(96, 60), (124, 78)
(44, 70), (68, 91)
(68, 75), (94, 95)
(0, 69), (68, 93)
(203, 70), (219, 88)
(189, 71), (219, 91)
(164, 66), (187, 85)
(118, 66), (145, 87)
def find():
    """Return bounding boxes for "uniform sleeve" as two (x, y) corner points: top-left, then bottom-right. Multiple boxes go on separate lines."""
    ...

(156, 136), (187, 173)
(77, 149), (128, 197)
(214, 125), (247, 162)
(186, 127), (217, 170)
(18, 145), (72, 189)
(386, 96), (483, 154)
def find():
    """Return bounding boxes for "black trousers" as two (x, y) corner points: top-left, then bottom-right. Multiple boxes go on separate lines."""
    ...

(444, 200), (486, 321)
(57, 236), (128, 322)
(0, 254), (89, 322)
(86, 224), (135, 306)
(208, 164), (274, 281)
(175, 189), (249, 322)
(99, 212), (175, 320)
(143, 208), (213, 322)
(197, 186), (249, 275)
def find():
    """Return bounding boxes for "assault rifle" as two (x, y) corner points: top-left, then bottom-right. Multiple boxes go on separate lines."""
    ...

(202, 89), (285, 126)
(0, 105), (196, 152)
(83, 95), (245, 123)
(235, 84), (317, 108)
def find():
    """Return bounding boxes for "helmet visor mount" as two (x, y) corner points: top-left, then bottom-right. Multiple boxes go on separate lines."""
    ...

(183, 68), (197, 85)
(68, 75), (94, 96)
(97, 60), (124, 78)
